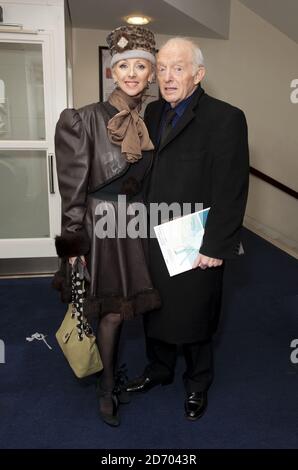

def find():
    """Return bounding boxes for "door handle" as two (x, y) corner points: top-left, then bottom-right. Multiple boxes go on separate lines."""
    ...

(48, 153), (55, 194)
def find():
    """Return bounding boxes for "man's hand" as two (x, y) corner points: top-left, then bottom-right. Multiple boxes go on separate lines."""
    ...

(192, 253), (223, 270)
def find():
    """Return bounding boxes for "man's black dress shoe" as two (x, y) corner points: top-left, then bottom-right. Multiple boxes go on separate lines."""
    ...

(125, 375), (173, 393)
(184, 391), (208, 421)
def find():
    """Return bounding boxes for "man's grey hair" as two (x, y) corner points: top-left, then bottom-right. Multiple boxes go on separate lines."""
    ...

(158, 37), (205, 74)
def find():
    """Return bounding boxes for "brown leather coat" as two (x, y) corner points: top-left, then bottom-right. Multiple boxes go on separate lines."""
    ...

(54, 101), (149, 258)
(53, 101), (160, 316)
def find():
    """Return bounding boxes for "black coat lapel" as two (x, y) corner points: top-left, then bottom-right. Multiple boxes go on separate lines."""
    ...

(158, 86), (205, 152)
(145, 99), (164, 147)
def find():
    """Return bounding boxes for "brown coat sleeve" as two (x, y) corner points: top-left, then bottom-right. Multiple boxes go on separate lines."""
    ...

(54, 109), (91, 258)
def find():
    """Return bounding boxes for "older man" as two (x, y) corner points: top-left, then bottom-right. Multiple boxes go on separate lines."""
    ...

(126, 38), (249, 420)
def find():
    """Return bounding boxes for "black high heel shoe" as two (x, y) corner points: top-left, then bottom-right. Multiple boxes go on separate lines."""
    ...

(96, 380), (120, 427)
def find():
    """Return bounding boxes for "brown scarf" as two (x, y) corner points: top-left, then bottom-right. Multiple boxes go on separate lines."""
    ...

(107, 88), (154, 163)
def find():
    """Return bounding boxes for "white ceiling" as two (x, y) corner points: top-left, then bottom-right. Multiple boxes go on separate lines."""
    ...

(67, 0), (230, 38)
(68, 0), (298, 44)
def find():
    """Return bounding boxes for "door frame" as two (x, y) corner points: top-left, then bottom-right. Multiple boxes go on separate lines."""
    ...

(0, 31), (61, 258)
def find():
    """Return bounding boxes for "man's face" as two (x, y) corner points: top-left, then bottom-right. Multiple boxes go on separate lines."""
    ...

(157, 43), (204, 107)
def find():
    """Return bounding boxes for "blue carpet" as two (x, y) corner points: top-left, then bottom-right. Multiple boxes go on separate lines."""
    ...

(0, 229), (297, 449)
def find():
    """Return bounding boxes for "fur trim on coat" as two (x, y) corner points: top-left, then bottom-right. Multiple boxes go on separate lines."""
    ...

(55, 229), (90, 258)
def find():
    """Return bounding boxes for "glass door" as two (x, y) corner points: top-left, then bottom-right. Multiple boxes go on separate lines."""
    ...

(0, 33), (60, 258)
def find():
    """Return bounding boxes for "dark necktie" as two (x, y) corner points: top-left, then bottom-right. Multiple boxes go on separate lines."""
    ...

(159, 108), (176, 146)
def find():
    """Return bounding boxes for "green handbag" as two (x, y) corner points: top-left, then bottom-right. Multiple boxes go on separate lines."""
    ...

(56, 266), (103, 378)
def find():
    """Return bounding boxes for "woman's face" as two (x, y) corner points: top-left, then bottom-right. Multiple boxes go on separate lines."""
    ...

(112, 58), (154, 96)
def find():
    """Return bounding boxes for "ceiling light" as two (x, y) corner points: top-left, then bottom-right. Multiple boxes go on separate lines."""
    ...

(126, 16), (150, 25)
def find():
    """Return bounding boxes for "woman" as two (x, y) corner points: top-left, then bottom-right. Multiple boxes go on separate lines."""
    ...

(53, 26), (160, 427)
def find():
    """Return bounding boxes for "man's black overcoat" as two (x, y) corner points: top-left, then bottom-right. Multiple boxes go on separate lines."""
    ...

(144, 85), (249, 343)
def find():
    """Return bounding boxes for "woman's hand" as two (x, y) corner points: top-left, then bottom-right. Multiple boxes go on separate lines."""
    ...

(68, 255), (86, 266)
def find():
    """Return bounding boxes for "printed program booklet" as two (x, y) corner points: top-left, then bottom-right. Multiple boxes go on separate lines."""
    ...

(154, 207), (210, 277)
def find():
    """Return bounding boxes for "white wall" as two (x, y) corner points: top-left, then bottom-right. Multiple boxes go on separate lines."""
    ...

(65, 0), (74, 107)
(71, 0), (298, 256)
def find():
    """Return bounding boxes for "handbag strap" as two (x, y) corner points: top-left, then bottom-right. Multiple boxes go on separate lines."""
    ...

(71, 258), (94, 340)
(71, 269), (85, 341)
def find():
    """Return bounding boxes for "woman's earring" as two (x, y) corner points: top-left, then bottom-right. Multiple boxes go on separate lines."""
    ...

(114, 80), (118, 87)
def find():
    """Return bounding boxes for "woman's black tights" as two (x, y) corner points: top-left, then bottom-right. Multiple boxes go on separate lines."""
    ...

(96, 313), (123, 414)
